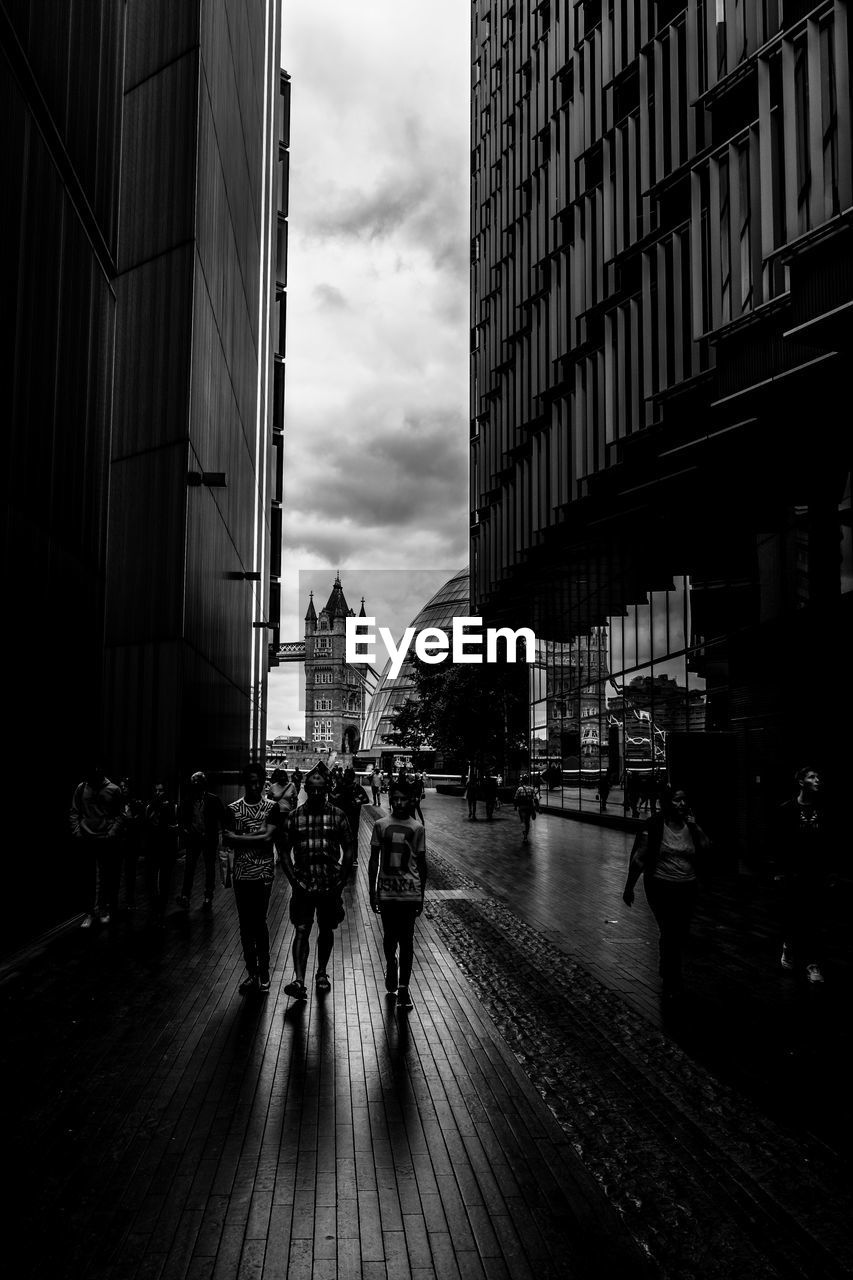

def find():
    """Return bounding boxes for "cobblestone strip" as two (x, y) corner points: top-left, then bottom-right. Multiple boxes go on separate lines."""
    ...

(421, 848), (853, 1280)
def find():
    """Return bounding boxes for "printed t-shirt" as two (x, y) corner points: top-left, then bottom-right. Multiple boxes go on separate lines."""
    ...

(370, 815), (426, 904)
(228, 797), (277, 883)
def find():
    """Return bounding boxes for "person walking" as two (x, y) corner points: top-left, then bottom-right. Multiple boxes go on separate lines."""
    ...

(410, 769), (426, 825)
(268, 767), (298, 819)
(177, 771), (226, 911)
(369, 767), (382, 806)
(622, 787), (711, 998)
(223, 763), (278, 994)
(118, 777), (145, 913)
(70, 766), (123, 927)
(368, 779), (427, 1012)
(144, 781), (180, 929)
(513, 774), (538, 844)
(279, 761), (354, 1000)
(465, 764), (480, 821)
(773, 766), (837, 985)
(337, 766), (370, 867)
(483, 770), (499, 821)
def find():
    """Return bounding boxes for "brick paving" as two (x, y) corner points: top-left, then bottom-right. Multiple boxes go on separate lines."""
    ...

(1, 794), (851, 1279)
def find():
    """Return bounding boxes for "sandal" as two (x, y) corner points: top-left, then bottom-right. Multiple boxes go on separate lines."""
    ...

(284, 979), (308, 1000)
(315, 972), (331, 993)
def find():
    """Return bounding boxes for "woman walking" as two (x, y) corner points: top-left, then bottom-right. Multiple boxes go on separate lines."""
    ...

(622, 787), (711, 998)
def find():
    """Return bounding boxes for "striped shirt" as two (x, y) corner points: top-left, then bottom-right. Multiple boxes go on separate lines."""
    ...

(227, 797), (277, 884)
(285, 802), (352, 895)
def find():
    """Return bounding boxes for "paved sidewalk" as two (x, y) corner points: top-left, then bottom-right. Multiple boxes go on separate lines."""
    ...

(1, 817), (646, 1280)
(420, 792), (853, 1152)
(1, 797), (851, 1280)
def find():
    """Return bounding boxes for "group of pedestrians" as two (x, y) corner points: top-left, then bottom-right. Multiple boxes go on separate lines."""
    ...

(70, 760), (429, 1012)
(367, 765), (426, 822)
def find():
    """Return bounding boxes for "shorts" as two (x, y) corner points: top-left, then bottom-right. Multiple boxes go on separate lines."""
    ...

(288, 887), (346, 931)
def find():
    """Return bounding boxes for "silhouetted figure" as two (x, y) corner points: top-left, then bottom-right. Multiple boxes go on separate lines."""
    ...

(223, 763), (277, 993)
(70, 766), (123, 927)
(773, 766), (837, 985)
(465, 765), (480, 820)
(410, 770), (426, 824)
(513, 774), (538, 845)
(118, 777), (145, 912)
(622, 787), (711, 999)
(484, 771), (499, 821)
(144, 781), (179, 929)
(279, 761), (354, 1000)
(337, 766), (370, 867)
(369, 779), (428, 1012)
(177, 771), (226, 911)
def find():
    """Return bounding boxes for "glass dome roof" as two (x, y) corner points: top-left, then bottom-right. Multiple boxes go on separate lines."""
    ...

(360, 567), (470, 752)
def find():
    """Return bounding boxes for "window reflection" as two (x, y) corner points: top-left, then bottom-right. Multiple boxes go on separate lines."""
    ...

(529, 574), (725, 814)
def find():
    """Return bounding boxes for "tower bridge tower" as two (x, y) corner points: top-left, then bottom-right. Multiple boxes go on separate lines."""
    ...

(304, 575), (368, 758)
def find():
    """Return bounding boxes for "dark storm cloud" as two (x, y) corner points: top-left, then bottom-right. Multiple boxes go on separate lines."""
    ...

(289, 407), (467, 534)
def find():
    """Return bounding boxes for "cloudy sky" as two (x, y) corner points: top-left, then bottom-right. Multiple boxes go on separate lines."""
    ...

(268, 0), (471, 736)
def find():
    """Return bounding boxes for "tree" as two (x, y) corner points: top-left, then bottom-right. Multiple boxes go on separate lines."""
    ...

(389, 656), (528, 775)
(382, 697), (428, 768)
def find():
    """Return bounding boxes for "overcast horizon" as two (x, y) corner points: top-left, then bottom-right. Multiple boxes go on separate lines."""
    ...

(268, 0), (471, 738)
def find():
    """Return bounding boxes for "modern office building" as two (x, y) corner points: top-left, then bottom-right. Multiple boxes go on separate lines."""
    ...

(470, 1), (852, 855)
(103, 6), (286, 783)
(2, 3), (285, 945)
(360, 569), (470, 761)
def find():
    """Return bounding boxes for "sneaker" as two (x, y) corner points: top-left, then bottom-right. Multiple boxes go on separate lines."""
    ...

(202, 895), (213, 911)
(385, 957), (399, 993)
(315, 972), (331, 994)
(284, 979), (308, 1000)
(80, 913), (95, 929)
(805, 964), (825, 984)
(396, 986), (413, 1011)
(176, 895), (189, 910)
(780, 944), (794, 970)
(238, 973), (258, 993)
(258, 974), (271, 993)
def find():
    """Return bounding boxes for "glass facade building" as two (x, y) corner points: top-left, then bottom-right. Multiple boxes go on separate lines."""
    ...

(470, 1), (852, 858)
(361, 570), (470, 754)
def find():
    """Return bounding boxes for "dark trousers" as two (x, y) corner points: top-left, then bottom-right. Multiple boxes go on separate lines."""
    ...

(380, 904), (419, 987)
(82, 838), (121, 916)
(146, 847), (176, 919)
(181, 835), (217, 899)
(644, 878), (698, 993)
(234, 879), (273, 977)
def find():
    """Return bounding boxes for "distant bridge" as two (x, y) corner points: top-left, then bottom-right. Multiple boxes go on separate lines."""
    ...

(277, 641), (306, 663)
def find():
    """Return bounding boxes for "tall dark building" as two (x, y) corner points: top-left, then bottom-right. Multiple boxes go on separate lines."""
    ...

(470, 1), (852, 855)
(1, 2), (285, 946)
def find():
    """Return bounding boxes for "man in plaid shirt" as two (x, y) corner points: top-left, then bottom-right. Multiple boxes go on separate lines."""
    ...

(279, 760), (354, 1000)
